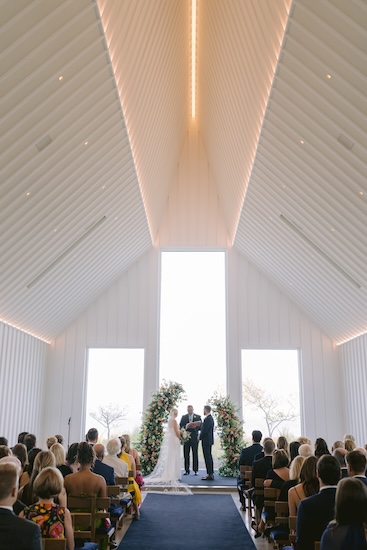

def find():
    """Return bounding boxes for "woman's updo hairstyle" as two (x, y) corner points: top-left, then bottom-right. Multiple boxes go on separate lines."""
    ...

(77, 441), (95, 466)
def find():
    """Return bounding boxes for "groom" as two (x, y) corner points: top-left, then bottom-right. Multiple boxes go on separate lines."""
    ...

(180, 405), (201, 475)
(200, 405), (214, 480)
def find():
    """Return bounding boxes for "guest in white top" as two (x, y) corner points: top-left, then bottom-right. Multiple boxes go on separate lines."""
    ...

(103, 438), (129, 478)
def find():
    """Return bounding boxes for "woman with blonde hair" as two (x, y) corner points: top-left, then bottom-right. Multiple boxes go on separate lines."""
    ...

(279, 455), (305, 501)
(19, 450), (67, 507)
(119, 436), (142, 520)
(50, 443), (72, 478)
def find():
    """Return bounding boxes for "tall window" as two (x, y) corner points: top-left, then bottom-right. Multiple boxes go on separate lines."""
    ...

(159, 251), (227, 418)
(85, 348), (144, 443)
(241, 349), (301, 442)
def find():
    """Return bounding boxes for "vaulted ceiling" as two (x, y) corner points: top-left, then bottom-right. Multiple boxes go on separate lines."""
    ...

(1, 0), (366, 345)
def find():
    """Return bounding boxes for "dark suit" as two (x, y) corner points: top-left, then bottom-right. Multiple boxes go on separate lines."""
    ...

(238, 443), (263, 467)
(200, 414), (214, 476)
(354, 475), (367, 486)
(0, 507), (42, 550)
(296, 487), (337, 550)
(251, 455), (273, 508)
(180, 413), (202, 473)
(93, 459), (115, 485)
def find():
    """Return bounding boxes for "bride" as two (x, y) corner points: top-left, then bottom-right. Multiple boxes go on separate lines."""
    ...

(144, 408), (192, 494)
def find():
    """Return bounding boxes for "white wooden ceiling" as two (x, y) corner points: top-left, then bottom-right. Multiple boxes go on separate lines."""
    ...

(1, 0), (366, 344)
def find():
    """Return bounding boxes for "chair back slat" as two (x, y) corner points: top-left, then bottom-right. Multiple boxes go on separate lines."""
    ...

(42, 540), (66, 550)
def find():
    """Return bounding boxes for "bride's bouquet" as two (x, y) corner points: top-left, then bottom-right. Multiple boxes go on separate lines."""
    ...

(179, 428), (191, 445)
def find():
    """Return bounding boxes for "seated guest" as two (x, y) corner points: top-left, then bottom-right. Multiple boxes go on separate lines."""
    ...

(24, 434), (37, 454)
(17, 432), (29, 444)
(299, 444), (313, 458)
(65, 443), (79, 473)
(332, 440), (345, 452)
(55, 435), (64, 446)
(298, 437), (311, 445)
(20, 467), (74, 550)
(119, 437), (141, 520)
(46, 436), (57, 449)
(296, 454), (340, 550)
(289, 440), (301, 461)
(20, 447), (42, 488)
(86, 428), (98, 446)
(123, 434), (143, 486)
(50, 443), (73, 478)
(314, 438), (331, 458)
(288, 455), (319, 515)
(92, 444), (115, 485)
(279, 455), (305, 502)
(0, 446), (11, 459)
(333, 447), (349, 478)
(0, 456), (27, 515)
(277, 436), (289, 457)
(321, 477), (367, 549)
(343, 433), (355, 443)
(346, 449), (367, 485)
(19, 451), (66, 507)
(238, 430), (263, 467)
(0, 438), (8, 447)
(344, 438), (356, 452)
(103, 439), (129, 479)
(64, 442), (107, 497)
(12, 444), (28, 480)
(251, 438), (276, 507)
(0, 462), (42, 550)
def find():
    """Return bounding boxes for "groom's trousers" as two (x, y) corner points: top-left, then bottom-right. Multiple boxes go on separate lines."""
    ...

(202, 443), (214, 476)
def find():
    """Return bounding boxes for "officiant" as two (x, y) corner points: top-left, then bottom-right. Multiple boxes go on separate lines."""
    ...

(180, 405), (202, 475)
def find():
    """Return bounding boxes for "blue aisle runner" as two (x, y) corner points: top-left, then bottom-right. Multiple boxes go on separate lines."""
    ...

(118, 493), (256, 550)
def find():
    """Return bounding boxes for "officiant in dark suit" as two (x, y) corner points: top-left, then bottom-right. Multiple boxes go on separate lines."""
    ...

(200, 405), (215, 480)
(180, 405), (202, 475)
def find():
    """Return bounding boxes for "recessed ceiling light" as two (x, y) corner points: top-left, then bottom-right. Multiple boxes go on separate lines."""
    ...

(84, 141), (89, 146)
(300, 139), (305, 145)
(101, 185), (106, 190)
(326, 73), (332, 79)
(26, 192), (31, 197)
(58, 75), (64, 81)
(331, 227), (335, 232)
(53, 228), (58, 233)
(358, 191), (364, 196)
(281, 184), (286, 189)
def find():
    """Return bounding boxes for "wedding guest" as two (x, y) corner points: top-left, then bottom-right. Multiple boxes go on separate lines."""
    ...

(50, 443), (72, 478)
(279, 455), (305, 501)
(65, 443), (79, 473)
(299, 444), (313, 458)
(289, 441), (301, 461)
(46, 436), (57, 449)
(333, 447), (349, 478)
(344, 439), (356, 452)
(239, 430), (263, 467)
(0, 438), (8, 446)
(0, 456), (27, 515)
(314, 438), (331, 458)
(0, 462), (42, 550)
(298, 437), (311, 445)
(103, 439), (129, 478)
(0, 446), (11, 459)
(86, 428), (98, 446)
(332, 440), (345, 452)
(24, 434), (37, 454)
(321, 477), (367, 549)
(12, 444), (28, 480)
(119, 437), (141, 519)
(55, 435), (64, 446)
(64, 442), (106, 497)
(19, 451), (66, 507)
(20, 467), (74, 550)
(288, 455), (319, 515)
(17, 432), (28, 445)
(277, 436), (289, 457)
(343, 433), (355, 443)
(92, 444), (115, 485)
(346, 450), (367, 485)
(123, 434), (143, 485)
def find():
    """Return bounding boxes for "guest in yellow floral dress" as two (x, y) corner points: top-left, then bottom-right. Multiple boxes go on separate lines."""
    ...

(119, 436), (142, 519)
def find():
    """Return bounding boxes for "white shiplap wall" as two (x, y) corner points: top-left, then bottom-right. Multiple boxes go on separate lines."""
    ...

(44, 244), (343, 446)
(340, 333), (367, 446)
(0, 322), (48, 446)
(227, 248), (343, 444)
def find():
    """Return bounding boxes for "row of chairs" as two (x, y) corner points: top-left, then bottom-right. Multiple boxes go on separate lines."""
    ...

(41, 475), (132, 550)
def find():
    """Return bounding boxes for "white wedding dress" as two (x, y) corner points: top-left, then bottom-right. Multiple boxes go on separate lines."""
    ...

(144, 411), (192, 495)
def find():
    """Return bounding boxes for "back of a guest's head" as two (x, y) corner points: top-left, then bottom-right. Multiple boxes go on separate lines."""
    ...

(277, 436), (288, 452)
(299, 444), (313, 457)
(298, 436), (311, 445)
(333, 447), (347, 467)
(344, 439), (356, 452)
(12, 444), (28, 470)
(94, 444), (105, 459)
(289, 455), (305, 481)
(119, 436), (126, 450)
(77, 441), (96, 466)
(272, 449), (289, 469)
(300, 455), (319, 496)
(332, 440), (344, 452)
(107, 438), (121, 456)
(86, 428), (98, 443)
(0, 463), (18, 501)
(289, 441), (301, 461)
(66, 443), (79, 466)
(346, 450), (367, 475)
(50, 443), (66, 466)
(314, 438), (331, 458)
(317, 454), (340, 486)
(34, 467), (63, 499)
(335, 477), (367, 526)
(17, 432), (28, 444)
(27, 447), (42, 475)
(252, 430), (262, 443)
(32, 451), (56, 478)
(0, 456), (22, 476)
(122, 434), (131, 451)
(24, 433), (37, 452)
(46, 436), (57, 449)
(263, 439), (275, 455)
(0, 446), (12, 459)
(343, 434), (355, 443)
(0, 437), (8, 446)
(55, 434), (64, 445)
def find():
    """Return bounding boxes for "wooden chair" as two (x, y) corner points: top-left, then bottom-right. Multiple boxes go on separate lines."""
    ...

(314, 543), (321, 550)
(239, 465), (253, 513)
(68, 496), (115, 547)
(254, 478), (265, 522)
(115, 476), (132, 516)
(268, 501), (290, 548)
(107, 485), (124, 530)
(70, 511), (92, 542)
(42, 540), (66, 550)
(263, 487), (280, 524)
(288, 515), (297, 545)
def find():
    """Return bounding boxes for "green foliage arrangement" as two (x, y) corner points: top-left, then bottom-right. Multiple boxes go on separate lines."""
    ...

(138, 380), (186, 475)
(209, 393), (244, 477)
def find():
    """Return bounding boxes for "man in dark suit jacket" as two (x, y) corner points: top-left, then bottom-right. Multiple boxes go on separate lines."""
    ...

(296, 454), (340, 550)
(200, 405), (215, 480)
(251, 438), (275, 509)
(180, 405), (202, 475)
(346, 449), (367, 485)
(93, 443), (115, 485)
(238, 430), (263, 467)
(0, 462), (42, 550)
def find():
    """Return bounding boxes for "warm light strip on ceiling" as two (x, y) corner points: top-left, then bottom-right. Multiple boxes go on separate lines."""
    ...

(191, 0), (197, 118)
(0, 319), (51, 344)
(337, 330), (367, 346)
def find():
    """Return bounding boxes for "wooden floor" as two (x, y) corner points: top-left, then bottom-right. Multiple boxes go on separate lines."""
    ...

(114, 488), (269, 549)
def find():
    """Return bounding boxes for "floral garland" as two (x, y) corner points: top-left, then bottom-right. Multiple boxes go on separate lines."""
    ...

(138, 380), (185, 475)
(209, 393), (244, 477)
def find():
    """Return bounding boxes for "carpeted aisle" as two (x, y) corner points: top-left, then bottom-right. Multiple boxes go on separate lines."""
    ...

(118, 493), (256, 550)
(180, 469), (236, 487)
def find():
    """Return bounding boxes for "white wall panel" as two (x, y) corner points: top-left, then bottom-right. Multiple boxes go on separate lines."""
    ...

(44, 248), (160, 445)
(340, 334), (367, 446)
(0, 322), (48, 447)
(227, 248), (342, 444)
